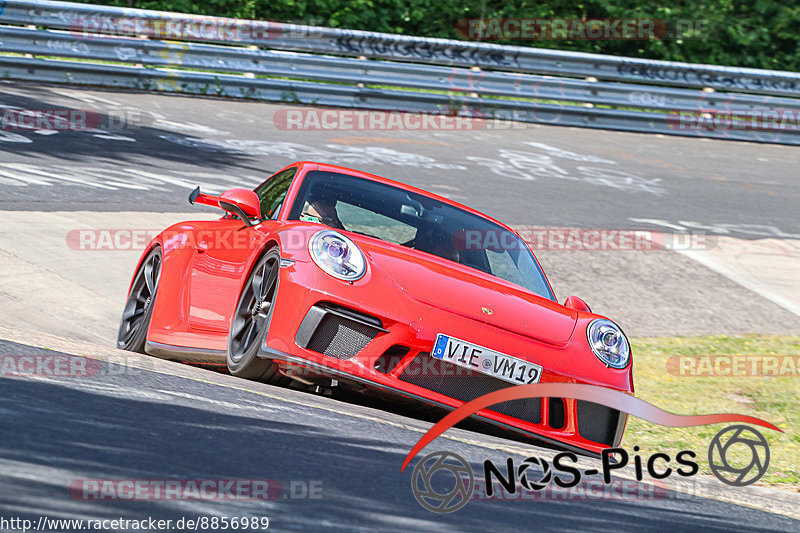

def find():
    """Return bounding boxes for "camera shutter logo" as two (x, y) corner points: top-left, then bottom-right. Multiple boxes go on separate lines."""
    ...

(411, 451), (474, 513)
(708, 425), (770, 487)
(517, 456), (552, 491)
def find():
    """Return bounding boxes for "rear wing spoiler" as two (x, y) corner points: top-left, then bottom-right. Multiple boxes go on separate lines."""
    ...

(189, 186), (220, 208)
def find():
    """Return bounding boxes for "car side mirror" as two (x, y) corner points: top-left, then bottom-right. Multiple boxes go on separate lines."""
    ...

(190, 187), (262, 227)
(564, 295), (591, 313)
(219, 189), (262, 221)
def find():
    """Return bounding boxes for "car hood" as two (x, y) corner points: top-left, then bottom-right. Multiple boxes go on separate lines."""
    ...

(358, 239), (577, 346)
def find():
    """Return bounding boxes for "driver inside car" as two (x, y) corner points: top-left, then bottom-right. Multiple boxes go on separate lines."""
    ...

(413, 227), (461, 263)
(300, 188), (345, 229)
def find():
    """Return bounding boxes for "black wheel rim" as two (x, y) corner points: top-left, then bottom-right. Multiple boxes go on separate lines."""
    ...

(119, 250), (161, 346)
(230, 254), (279, 363)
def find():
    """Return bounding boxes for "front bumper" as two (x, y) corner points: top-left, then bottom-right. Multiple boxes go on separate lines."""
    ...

(259, 257), (633, 456)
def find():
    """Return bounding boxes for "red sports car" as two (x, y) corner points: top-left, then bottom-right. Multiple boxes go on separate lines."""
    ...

(117, 161), (633, 456)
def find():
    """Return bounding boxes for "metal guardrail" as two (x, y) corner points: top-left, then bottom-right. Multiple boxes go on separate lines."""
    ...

(5, 26), (800, 115)
(1, 0), (800, 144)
(5, 0), (800, 97)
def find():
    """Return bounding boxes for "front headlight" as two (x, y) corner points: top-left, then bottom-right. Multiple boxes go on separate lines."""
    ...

(309, 230), (366, 281)
(587, 319), (630, 369)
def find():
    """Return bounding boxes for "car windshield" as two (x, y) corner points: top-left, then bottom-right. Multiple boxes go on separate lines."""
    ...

(289, 171), (554, 300)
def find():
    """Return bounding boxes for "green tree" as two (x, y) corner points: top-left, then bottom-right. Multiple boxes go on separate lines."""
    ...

(72, 0), (800, 71)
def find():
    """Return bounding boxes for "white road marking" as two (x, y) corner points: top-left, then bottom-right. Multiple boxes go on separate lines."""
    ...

(124, 167), (228, 193)
(630, 218), (689, 232)
(154, 119), (230, 136)
(158, 135), (469, 170)
(0, 164), (262, 192)
(0, 131), (32, 143)
(630, 218), (800, 239)
(677, 247), (800, 319)
(630, 218), (800, 318)
(92, 133), (136, 142)
(466, 143), (665, 195)
(522, 141), (618, 164)
(0, 169), (53, 186)
(4, 163), (117, 190)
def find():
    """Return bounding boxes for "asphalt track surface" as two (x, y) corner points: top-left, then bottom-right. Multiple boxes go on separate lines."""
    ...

(0, 81), (797, 239)
(1, 81), (800, 531)
(2, 81), (800, 338)
(1, 338), (798, 532)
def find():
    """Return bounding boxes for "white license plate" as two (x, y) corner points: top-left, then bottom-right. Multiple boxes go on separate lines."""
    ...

(431, 334), (542, 385)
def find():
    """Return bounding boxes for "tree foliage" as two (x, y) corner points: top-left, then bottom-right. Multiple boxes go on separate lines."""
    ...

(75, 0), (800, 71)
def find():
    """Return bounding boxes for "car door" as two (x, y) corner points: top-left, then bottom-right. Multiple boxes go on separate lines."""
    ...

(187, 168), (297, 333)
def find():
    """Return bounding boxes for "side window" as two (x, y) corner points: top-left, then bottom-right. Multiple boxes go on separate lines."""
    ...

(255, 168), (297, 220)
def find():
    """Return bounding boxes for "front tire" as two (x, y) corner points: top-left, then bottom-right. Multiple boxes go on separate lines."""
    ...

(117, 246), (161, 353)
(227, 248), (288, 384)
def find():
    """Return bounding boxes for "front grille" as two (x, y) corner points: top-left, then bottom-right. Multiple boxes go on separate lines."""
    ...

(576, 400), (621, 446)
(305, 314), (378, 359)
(296, 303), (384, 360)
(399, 354), (541, 424)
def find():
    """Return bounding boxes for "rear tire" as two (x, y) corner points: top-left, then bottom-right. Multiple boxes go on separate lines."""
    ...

(227, 248), (289, 384)
(117, 246), (161, 353)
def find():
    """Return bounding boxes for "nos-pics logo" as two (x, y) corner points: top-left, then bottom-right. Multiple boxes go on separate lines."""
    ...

(411, 425), (770, 513)
(401, 384), (780, 513)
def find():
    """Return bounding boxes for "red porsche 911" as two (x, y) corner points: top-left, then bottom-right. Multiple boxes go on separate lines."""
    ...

(117, 161), (633, 456)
